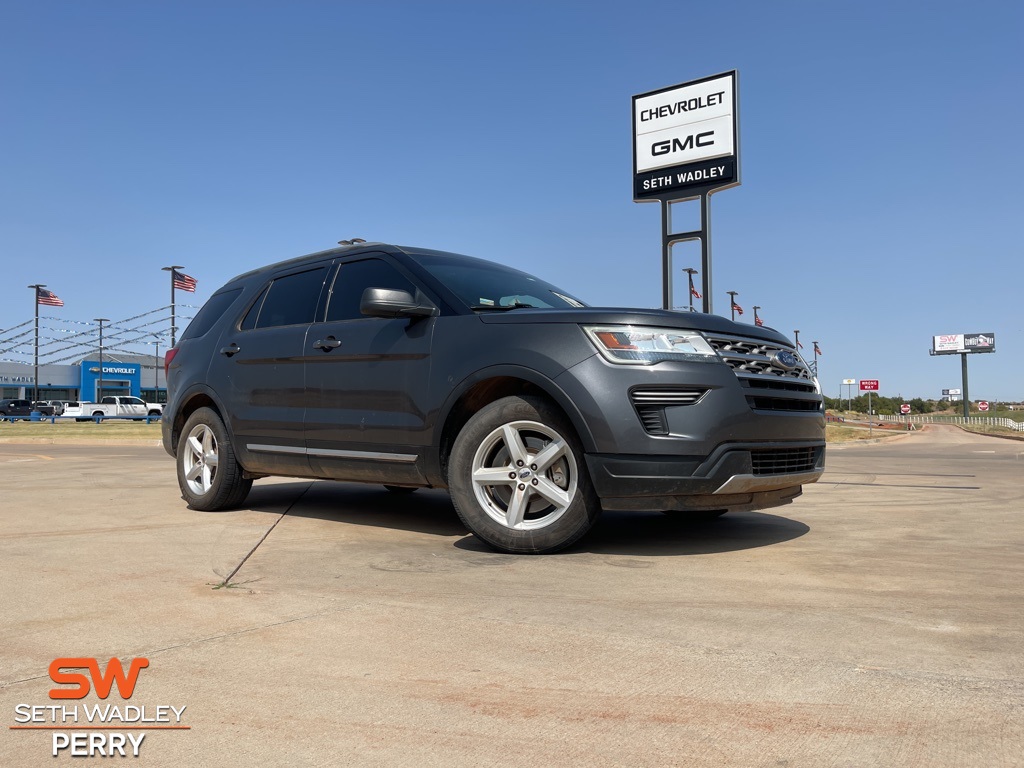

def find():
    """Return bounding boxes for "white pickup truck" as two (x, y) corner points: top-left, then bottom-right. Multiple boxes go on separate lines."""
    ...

(65, 396), (163, 421)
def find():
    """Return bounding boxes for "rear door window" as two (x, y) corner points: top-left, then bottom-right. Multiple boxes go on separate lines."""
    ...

(249, 267), (330, 329)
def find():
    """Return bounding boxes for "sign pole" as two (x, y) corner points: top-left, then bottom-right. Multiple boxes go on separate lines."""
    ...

(868, 392), (872, 438)
(961, 352), (970, 418)
(700, 192), (711, 314)
(660, 200), (674, 310)
(660, 194), (713, 313)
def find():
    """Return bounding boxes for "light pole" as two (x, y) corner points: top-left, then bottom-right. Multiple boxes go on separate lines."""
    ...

(94, 318), (109, 401)
(151, 332), (162, 396)
(161, 265), (184, 347)
(682, 268), (699, 312)
(727, 291), (739, 322)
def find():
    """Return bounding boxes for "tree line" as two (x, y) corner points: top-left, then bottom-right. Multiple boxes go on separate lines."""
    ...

(824, 395), (949, 415)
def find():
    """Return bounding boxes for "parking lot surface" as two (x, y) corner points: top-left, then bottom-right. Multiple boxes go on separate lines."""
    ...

(1, 425), (1021, 766)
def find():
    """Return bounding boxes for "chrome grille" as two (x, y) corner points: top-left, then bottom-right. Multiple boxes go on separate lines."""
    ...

(629, 388), (706, 436)
(706, 334), (813, 382)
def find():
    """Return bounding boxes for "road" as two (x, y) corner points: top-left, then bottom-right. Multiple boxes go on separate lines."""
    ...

(1, 425), (1021, 766)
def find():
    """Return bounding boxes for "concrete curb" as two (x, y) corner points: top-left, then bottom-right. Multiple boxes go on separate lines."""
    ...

(0, 437), (163, 446)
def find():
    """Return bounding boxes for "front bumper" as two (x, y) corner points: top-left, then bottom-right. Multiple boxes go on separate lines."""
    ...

(586, 441), (825, 512)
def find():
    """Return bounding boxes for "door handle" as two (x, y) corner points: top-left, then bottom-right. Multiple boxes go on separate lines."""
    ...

(313, 337), (342, 351)
(220, 343), (241, 357)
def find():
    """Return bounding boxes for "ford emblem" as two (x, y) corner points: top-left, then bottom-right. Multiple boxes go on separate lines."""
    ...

(771, 350), (799, 371)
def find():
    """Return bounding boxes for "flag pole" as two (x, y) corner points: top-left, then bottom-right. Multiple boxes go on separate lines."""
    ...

(162, 266), (184, 347)
(753, 305), (760, 327)
(28, 284), (43, 402)
(727, 291), (739, 322)
(683, 268), (698, 312)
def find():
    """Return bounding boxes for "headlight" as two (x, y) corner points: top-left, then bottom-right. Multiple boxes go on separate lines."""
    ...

(583, 325), (718, 366)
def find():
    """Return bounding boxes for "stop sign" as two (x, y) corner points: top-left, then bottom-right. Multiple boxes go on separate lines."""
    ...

(900, 403), (911, 414)
(978, 401), (990, 411)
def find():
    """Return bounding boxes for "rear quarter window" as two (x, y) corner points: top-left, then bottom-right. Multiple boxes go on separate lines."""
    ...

(179, 288), (244, 341)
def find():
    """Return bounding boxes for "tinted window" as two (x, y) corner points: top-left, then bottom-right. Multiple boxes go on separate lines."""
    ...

(251, 267), (329, 329)
(180, 288), (244, 341)
(239, 286), (268, 331)
(325, 259), (418, 322)
(415, 252), (587, 310)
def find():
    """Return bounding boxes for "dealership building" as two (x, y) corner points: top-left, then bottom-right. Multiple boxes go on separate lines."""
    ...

(0, 354), (166, 403)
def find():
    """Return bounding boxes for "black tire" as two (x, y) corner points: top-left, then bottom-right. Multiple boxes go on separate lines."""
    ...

(383, 485), (418, 494)
(176, 407), (252, 511)
(448, 395), (599, 554)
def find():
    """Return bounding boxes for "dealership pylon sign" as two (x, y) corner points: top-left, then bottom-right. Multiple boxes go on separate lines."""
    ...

(633, 71), (740, 201)
(633, 71), (740, 314)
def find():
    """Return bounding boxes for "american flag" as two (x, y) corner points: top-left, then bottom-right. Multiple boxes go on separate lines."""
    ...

(755, 315), (764, 327)
(814, 342), (823, 356)
(172, 270), (197, 292)
(37, 287), (64, 307)
(796, 339), (804, 349)
(690, 285), (702, 299)
(731, 302), (744, 316)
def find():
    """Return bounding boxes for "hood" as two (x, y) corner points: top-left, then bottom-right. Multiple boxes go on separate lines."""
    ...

(475, 307), (795, 347)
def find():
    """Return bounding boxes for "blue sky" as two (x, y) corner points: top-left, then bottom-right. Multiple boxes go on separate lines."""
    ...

(1, 1), (1020, 400)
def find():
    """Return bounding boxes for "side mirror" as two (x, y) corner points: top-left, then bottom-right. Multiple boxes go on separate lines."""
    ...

(360, 288), (437, 318)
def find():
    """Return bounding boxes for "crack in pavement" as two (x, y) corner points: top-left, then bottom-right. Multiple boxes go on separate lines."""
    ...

(217, 482), (314, 588)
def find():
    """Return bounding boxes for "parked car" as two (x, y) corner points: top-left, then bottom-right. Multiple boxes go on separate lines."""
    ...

(162, 242), (825, 554)
(33, 400), (64, 416)
(64, 396), (163, 421)
(0, 399), (35, 421)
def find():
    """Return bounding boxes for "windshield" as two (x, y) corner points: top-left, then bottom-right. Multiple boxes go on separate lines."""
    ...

(415, 252), (587, 310)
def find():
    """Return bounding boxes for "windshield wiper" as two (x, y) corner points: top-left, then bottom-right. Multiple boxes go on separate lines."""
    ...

(470, 301), (536, 311)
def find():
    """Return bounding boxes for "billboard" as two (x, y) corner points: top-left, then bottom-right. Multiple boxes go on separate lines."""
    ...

(633, 71), (739, 201)
(931, 333), (996, 355)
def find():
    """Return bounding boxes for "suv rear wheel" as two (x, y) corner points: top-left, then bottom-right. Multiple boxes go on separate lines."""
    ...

(176, 407), (252, 511)
(448, 396), (598, 554)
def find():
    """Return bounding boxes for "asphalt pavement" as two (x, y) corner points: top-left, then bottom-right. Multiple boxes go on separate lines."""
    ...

(1, 425), (1021, 766)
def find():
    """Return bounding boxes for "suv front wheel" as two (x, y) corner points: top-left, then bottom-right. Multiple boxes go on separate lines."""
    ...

(448, 396), (598, 554)
(176, 407), (253, 511)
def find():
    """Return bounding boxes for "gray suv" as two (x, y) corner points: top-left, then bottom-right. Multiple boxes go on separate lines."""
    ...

(162, 242), (824, 553)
